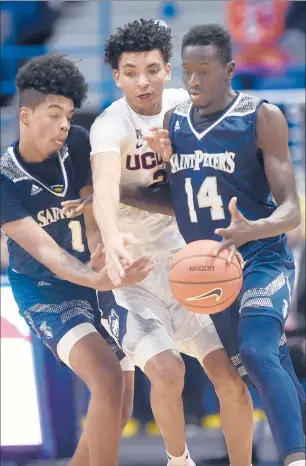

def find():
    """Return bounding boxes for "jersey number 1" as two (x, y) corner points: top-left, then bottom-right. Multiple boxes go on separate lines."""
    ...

(68, 220), (85, 253)
(185, 176), (225, 222)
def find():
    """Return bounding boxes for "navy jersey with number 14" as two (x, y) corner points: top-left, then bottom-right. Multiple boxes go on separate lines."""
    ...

(168, 92), (293, 262)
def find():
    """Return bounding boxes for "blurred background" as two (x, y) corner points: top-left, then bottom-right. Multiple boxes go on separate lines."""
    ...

(0, 1), (305, 465)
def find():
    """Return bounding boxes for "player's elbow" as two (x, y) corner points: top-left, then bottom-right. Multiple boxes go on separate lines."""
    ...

(287, 203), (301, 231)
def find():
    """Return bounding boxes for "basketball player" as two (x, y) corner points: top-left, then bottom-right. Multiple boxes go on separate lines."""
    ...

(75, 19), (254, 466)
(142, 24), (306, 466)
(0, 54), (153, 466)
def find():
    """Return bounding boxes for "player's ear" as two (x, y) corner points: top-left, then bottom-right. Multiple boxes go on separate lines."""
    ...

(164, 63), (172, 82)
(227, 61), (235, 80)
(113, 69), (122, 88)
(20, 107), (31, 126)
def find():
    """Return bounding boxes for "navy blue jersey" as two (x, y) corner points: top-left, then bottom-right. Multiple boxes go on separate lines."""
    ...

(168, 92), (292, 261)
(1, 125), (92, 279)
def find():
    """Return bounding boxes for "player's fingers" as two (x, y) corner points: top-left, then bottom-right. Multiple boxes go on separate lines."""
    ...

(212, 240), (231, 256)
(64, 208), (79, 218)
(127, 256), (153, 271)
(160, 138), (171, 146)
(107, 260), (125, 285)
(61, 199), (82, 207)
(91, 243), (103, 260)
(229, 197), (242, 222)
(214, 227), (229, 238)
(118, 247), (134, 265)
(157, 129), (169, 138)
(75, 203), (86, 214)
(226, 244), (236, 264)
(235, 250), (245, 269)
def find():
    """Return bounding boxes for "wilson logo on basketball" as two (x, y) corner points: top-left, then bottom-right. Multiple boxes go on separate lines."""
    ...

(189, 265), (214, 272)
(186, 288), (223, 302)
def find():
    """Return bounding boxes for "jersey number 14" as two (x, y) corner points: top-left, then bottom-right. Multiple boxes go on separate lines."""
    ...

(185, 176), (225, 222)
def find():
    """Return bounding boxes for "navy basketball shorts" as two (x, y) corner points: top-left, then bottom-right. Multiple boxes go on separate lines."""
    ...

(8, 270), (134, 371)
(210, 254), (295, 380)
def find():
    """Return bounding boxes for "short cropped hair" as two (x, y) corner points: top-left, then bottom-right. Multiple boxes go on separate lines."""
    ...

(182, 24), (232, 64)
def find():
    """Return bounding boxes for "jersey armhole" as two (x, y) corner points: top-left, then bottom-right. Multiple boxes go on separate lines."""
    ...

(163, 108), (175, 130)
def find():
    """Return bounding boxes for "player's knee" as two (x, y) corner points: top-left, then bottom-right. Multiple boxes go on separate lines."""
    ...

(145, 350), (185, 395)
(87, 359), (124, 401)
(214, 371), (249, 406)
(240, 343), (277, 379)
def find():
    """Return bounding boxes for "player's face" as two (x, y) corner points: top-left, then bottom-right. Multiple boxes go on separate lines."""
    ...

(20, 95), (74, 156)
(113, 49), (171, 115)
(181, 44), (234, 109)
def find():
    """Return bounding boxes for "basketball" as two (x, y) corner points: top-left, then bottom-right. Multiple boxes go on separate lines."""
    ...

(169, 240), (243, 314)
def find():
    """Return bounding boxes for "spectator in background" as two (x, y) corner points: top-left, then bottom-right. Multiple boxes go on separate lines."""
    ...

(226, 0), (289, 74)
(1, 1), (58, 107)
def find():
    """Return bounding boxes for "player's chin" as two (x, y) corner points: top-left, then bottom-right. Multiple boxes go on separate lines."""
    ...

(190, 93), (209, 107)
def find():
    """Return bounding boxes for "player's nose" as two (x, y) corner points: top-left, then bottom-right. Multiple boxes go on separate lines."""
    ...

(137, 74), (150, 88)
(60, 118), (70, 132)
(188, 72), (201, 87)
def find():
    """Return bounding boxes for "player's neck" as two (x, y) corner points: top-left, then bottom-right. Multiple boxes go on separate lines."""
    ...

(18, 137), (49, 163)
(196, 88), (237, 117)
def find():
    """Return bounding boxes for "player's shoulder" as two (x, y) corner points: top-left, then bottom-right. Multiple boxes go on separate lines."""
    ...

(162, 88), (189, 107)
(0, 143), (22, 183)
(68, 124), (89, 140)
(228, 92), (268, 117)
(66, 125), (89, 149)
(91, 98), (129, 130)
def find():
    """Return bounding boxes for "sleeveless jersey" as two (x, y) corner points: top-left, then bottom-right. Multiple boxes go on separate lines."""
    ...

(0, 126), (91, 279)
(168, 92), (292, 260)
(90, 88), (188, 257)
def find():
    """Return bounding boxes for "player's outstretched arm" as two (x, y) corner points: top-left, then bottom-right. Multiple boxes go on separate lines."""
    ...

(91, 151), (138, 286)
(2, 216), (153, 290)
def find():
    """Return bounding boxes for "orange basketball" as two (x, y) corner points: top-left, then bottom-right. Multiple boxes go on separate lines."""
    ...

(169, 240), (243, 314)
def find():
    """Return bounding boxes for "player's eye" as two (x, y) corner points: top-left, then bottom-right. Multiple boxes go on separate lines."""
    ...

(50, 114), (60, 119)
(149, 68), (159, 74)
(125, 71), (135, 77)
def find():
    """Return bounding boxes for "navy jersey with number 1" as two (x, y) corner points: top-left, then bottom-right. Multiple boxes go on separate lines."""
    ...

(0, 125), (126, 363)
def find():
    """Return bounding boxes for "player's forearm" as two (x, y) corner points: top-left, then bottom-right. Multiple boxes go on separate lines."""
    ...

(37, 244), (100, 288)
(92, 156), (121, 243)
(249, 200), (301, 240)
(120, 184), (174, 216)
(83, 207), (102, 254)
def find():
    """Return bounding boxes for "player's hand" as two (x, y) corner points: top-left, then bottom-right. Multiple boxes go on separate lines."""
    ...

(61, 195), (93, 218)
(104, 232), (139, 286)
(212, 197), (253, 267)
(94, 256), (155, 291)
(89, 243), (106, 272)
(144, 127), (173, 162)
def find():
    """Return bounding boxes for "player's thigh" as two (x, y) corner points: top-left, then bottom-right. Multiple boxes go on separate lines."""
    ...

(176, 321), (223, 363)
(97, 288), (177, 372)
(239, 261), (295, 328)
(17, 280), (124, 373)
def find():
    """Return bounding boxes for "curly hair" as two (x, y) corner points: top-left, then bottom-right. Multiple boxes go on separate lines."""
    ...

(15, 53), (88, 108)
(182, 24), (232, 64)
(105, 19), (172, 69)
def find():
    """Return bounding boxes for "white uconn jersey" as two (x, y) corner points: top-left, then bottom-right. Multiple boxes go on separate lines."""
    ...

(90, 89), (188, 257)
